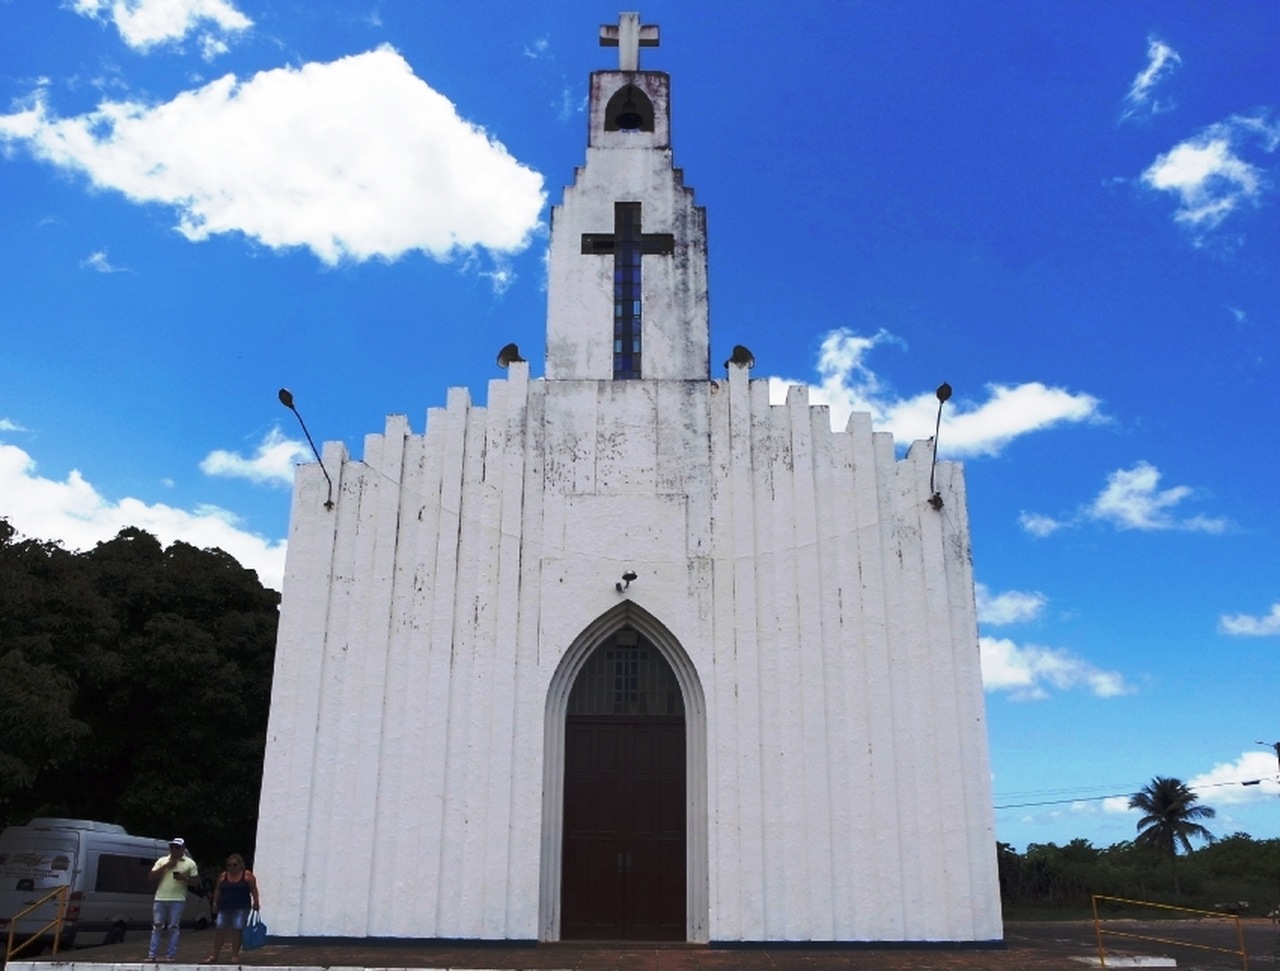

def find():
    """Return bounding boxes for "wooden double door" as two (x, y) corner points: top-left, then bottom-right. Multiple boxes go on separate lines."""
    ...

(561, 716), (686, 940)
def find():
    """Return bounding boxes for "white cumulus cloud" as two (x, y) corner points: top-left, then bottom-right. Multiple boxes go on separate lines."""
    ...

(1219, 602), (1280, 636)
(1089, 461), (1226, 532)
(80, 250), (128, 273)
(1023, 462), (1227, 535)
(1121, 36), (1181, 121)
(1018, 511), (1064, 538)
(200, 427), (310, 485)
(1142, 112), (1280, 233)
(980, 636), (1132, 701)
(976, 584), (1047, 626)
(1188, 752), (1280, 805)
(0, 47), (547, 271)
(0, 440), (285, 590)
(68, 0), (251, 56)
(768, 328), (1103, 454)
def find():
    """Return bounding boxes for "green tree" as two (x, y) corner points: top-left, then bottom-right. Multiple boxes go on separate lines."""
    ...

(0, 520), (279, 862)
(0, 522), (99, 814)
(1129, 776), (1215, 895)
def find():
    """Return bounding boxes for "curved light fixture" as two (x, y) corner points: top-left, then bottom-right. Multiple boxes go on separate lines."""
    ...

(278, 388), (334, 510)
(928, 382), (952, 510)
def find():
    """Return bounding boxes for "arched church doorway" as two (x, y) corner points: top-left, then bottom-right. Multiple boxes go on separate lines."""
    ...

(560, 626), (686, 940)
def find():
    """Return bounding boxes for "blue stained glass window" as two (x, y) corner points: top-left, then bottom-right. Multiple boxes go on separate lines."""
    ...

(582, 203), (673, 380)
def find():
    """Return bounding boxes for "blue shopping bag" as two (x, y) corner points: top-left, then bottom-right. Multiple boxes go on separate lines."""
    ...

(242, 912), (267, 951)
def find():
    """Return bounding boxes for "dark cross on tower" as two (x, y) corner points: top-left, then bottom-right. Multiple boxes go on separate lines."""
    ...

(599, 12), (659, 71)
(582, 202), (674, 379)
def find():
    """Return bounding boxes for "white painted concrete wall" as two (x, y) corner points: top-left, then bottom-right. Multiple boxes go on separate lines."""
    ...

(255, 53), (1000, 948)
(255, 362), (1002, 944)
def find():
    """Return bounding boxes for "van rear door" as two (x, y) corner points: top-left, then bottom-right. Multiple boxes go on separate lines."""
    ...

(0, 830), (80, 942)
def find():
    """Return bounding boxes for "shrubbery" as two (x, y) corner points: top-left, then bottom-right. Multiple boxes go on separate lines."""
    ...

(999, 834), (1280, 917)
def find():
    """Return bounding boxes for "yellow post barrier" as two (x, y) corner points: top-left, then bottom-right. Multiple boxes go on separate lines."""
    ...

(1091, 894), (1249, 971)
(4, 885), (70, 962)
(1092, 892), (1107, 968)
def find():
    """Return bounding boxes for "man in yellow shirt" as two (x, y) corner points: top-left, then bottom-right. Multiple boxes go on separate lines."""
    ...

(147, 838), (199, 962)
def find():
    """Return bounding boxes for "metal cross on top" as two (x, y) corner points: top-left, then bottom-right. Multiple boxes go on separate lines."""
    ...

(599, 12), (659, 71)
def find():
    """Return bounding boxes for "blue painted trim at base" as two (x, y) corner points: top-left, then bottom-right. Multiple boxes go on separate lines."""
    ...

(266, 936), (1005, 951)
(712, 939), (1007, 951)
(266, 937), (539, 948)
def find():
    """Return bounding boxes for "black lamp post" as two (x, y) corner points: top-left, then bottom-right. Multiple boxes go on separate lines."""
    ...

(278, 388), (335, 510)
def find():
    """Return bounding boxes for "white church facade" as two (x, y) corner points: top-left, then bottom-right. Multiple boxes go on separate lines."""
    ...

(255, 13), (1003, 946)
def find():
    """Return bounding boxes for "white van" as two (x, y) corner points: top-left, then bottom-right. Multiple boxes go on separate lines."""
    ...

(0, 818), (211, 954)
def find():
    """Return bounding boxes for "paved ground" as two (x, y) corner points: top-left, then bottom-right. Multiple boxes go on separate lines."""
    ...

(9, 920), (1278, 970)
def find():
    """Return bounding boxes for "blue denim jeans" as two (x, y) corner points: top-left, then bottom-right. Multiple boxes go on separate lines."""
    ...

(148, 900), (185, 958)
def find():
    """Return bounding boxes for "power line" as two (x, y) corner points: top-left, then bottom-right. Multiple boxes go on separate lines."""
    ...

(994, 776), (1278, 811)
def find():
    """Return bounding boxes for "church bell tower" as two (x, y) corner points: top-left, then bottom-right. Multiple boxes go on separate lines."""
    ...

(546, 12), (710, 381)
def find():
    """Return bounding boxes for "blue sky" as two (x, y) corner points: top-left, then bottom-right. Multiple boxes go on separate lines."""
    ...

(2, 1), (1278, 853)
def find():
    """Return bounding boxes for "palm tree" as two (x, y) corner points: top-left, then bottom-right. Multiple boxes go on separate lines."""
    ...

(1129, 776), (1215, 895)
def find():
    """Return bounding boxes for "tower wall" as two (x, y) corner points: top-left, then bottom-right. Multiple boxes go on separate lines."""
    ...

(546, 72), (709, 381)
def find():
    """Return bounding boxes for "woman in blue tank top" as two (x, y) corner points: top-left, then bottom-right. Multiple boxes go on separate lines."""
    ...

(203, 854), (261, 962)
